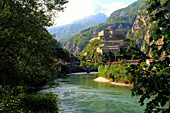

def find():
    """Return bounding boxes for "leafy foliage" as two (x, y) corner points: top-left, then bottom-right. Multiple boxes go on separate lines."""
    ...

(98, 64), (133, 84)
(120, 40), (148, 60)
(51, 39), (78, 63)
(79, 39), (101, 56)
(0, 86), (59, 113)
(127, 0), (170, 112)
(0, 0), (68, 112)
(0, 0), (68, 86)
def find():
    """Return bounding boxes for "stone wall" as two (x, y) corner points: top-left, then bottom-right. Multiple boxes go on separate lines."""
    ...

(89, 37), (101, 42)
(94, 29), (126, 54)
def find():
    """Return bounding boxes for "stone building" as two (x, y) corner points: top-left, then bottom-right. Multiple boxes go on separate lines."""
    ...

(90, 29), (126, 54)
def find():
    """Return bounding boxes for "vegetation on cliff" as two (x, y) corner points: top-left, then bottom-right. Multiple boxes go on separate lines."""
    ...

(78, 39), (102, 66)
(79, 39), (101, 58)
(52, 39), (78, 63)
(62, 31), (93, 55)
(120, 40), (148, 60)
(127, 0), (169, 112)
(126, 2), (157, 57)
(106, 0), (147, 22)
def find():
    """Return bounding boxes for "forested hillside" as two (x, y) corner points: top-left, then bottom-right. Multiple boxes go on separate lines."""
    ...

(60, 0), (147, 55)
(106, 0), (147, 22)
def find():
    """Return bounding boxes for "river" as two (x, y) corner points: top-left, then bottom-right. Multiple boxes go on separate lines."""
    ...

(38, 72), (145, 113)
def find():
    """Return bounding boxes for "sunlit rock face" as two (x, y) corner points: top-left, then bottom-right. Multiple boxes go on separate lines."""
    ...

(127, 4), (164, 57)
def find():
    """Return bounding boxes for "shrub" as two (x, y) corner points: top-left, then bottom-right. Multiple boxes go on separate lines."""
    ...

(0, 86), (59, 113)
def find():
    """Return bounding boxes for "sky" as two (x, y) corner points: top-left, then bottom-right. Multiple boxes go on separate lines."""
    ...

(52, 0), (137, 27)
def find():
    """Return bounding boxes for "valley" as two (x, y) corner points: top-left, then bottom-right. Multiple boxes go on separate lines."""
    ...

(0, 0), (169, 112)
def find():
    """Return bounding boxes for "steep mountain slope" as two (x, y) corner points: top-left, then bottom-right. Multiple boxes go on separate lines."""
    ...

(107, 0), (147, 22)
(50, 39), (78, 63)
(60, 22), (133, 55)
(126, 3), (161, 57)
(48, 13), (107, 40)
(127, 3), (151, 54)
(60, 0), (147, 55)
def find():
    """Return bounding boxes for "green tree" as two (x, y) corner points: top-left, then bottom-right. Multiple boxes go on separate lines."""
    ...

(127, 0), (169, 112)
(0, 86), (59, 113)
(121, 40), (148, 60)
(0, 0), (68, 112)
(0, 0), (68, 87)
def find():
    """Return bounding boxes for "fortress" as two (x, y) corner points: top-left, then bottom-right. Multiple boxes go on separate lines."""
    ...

(90, 29), (126, 55)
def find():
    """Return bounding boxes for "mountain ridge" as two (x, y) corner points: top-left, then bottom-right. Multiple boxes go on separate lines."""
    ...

(107, 0), (147, 22)
(48, 13), (107, 40)
(60, 0), (147, 55)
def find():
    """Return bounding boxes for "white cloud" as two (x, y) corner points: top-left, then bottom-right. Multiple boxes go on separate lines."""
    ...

(52, 0), (128, 27)
(96, 2), (127, 16)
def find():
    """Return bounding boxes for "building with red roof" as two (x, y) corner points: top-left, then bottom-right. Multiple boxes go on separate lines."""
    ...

(146, 59), (154, 65)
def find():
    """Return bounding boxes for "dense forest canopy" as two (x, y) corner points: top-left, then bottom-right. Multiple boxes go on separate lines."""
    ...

(0, 0), (68, 86)
(0, 0), (68, 112)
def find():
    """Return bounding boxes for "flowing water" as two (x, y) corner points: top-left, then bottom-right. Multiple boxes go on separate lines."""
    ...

(39, 72), (145, 113)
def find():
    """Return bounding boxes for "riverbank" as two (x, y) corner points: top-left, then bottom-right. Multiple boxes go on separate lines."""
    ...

(94, 77), (133, 87)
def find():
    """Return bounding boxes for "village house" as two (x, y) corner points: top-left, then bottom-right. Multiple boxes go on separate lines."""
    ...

(105, 59), (142, 67)
(146, 58), (166, 66)
(123, 60), (139, 65)
(105, 61), (119, 67)
(146, 59), (154, 66)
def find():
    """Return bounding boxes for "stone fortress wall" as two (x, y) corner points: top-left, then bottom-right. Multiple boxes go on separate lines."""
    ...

(90, 29), (126, 54)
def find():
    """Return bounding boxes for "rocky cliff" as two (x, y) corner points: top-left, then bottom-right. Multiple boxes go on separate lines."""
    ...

(127, 3), (164, 57)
